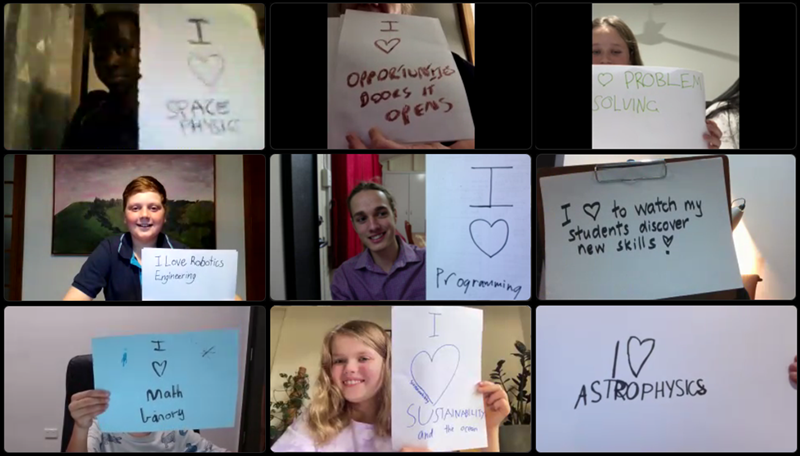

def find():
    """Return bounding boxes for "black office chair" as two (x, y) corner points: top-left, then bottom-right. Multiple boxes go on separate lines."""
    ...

(61, 354), (199, 452)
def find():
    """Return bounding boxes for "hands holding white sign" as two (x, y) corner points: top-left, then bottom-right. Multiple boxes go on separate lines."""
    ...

(328, 9), (474, 149)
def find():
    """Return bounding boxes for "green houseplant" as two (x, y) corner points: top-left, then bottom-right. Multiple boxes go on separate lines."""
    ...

(491, 340), (531, 451)
(270, 368), (310, 448)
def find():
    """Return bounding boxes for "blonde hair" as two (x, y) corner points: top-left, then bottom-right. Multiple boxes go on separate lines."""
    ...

(338, 4), (415, 15)
(592, 16), (644, 66)
(305, 321), (392, 446)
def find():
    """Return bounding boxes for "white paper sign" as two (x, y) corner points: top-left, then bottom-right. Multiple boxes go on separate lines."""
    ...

(139, 4), (264, 149)
(592, 65), (707, 149)
(426, 155), (531, 300)
(391, 306), (485, 452)
(540, 157), (742, 299)
(141, 248), (238, 300)
(536, 306), (797, 452)
(328, 10), (474, 149)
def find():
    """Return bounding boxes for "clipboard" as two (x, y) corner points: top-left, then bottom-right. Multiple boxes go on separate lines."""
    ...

(536, 155), (747, 300)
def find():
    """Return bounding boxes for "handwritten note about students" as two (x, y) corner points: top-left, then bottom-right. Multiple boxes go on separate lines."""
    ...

(139, 4), (264, 149)
(540, 158), (742, 299)
(141, 248), (238, 300)
(391, 306), (485, 452)
(592, 65), (707, 149)
(92, 328), (239, 432)
(328, 9), (474, 149)
(426, 155), (531, 300)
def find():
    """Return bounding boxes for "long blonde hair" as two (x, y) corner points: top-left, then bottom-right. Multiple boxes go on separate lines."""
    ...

(305, 321), (392, 446)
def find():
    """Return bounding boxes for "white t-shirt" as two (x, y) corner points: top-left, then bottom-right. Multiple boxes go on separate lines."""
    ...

(706, 101), (739, 149)
(271, 412), (392, 452)
(86, 419), (228, 452)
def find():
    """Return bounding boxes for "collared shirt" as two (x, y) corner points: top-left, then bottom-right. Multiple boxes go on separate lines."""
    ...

(72, 232), (187, 301)
(331, 234), (425, 300)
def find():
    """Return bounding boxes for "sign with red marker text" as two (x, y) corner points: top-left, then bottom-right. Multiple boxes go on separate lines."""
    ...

(328, 9), (473, 149)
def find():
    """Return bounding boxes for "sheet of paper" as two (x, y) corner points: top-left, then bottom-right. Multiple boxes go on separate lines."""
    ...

(592, 65), (706, 149)
(536, 306), (797, 452)
(540, 157), (742, 299)
(391, 306), (485, 452)
(139, 4), (264, 149)
(328, 9), (474, 149)
(426, 154), (531, 300)
(141, 248), (238, 301)
(91, 328), (239, 432)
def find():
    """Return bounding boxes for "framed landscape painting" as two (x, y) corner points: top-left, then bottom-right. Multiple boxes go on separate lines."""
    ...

(52, 155), (216, 255)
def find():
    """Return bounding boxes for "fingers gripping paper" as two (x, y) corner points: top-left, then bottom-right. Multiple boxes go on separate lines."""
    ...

(426, 155), (531, 300)
(328, 10), (474, 149)
(139, 5), (264, 149)
(92, 329), (239, 432)
(391, 306), (485, 452)
(592, 65), (707, 149)
(540, 158), (742, 299)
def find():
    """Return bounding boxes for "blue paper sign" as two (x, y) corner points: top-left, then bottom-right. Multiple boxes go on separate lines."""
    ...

(91, 328), (239, 432)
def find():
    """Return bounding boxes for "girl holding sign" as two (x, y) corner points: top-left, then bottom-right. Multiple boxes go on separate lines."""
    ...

(592, 15), (724, 149)
(271, 321), (510, 452)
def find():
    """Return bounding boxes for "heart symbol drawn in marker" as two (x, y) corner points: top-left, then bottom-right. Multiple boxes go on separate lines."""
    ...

(152, 360), (167, 377)
(469, 219), (509, 258)
(374, 38), (401, 54)
(663, 235), (674, 248)
(583, 202), (601, 221)
(410, 344), (460, 406)
(597, 73), (613, 87)
(188, 53), (225, 87)
(627, 336), (655, 379)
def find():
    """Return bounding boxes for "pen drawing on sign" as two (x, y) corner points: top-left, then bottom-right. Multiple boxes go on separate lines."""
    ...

(468, 166), (514, 259)
(574, 336), (707, 410)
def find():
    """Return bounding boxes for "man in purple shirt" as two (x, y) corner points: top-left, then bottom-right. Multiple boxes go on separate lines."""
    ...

(331, 182), (426, 300)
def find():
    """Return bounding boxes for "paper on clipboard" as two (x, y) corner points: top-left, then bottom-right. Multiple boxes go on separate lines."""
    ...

(540, 157), (742, 299)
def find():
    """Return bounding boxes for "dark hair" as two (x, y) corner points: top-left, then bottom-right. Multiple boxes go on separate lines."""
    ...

(705, 78), (739, 147)
(346, 181), (397, 222)
(91, 11), (140, 42)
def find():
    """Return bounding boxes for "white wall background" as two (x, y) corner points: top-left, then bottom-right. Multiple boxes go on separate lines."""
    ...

(560, 155), (796, 299)
(22, 155), (247, 301)
(3, 306), (251, 452)
(592, 3), (739, 101)
(269, 305), (532, 441)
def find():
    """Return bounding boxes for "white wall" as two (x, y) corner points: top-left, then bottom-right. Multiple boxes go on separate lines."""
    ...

(2, 306), (251, 452)
(22, 155), (247, 301)
(592, 3), (739, 101)
(562, 154), (796, 299)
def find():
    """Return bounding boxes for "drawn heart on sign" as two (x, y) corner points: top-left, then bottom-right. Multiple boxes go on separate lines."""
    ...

(583, 202), (601, 221)
(152, 360), (168, 377)
(627, 336), (655, 378)
(663, 235), (674, 248)
(597, 73), (613, 87)
(188, 53), (225, 87)
(469, 219), (509, 258)
(410, 344), (460, 406)
(374, 38), (401, 54)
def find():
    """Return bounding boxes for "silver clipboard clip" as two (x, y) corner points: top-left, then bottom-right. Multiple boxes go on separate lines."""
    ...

(594, 159), (668, 183)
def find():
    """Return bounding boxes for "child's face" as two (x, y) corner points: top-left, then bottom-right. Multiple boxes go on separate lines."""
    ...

(330, 335), (384, 404)
(592, 26), (631, 65)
